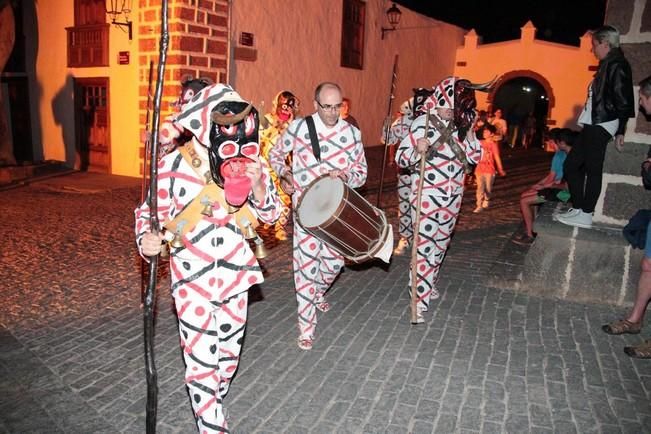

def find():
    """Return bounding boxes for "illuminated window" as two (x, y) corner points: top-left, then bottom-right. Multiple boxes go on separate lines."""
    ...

(341, 0), (365, 70)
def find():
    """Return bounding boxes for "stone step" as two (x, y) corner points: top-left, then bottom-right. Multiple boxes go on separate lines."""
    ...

(489, 202), (643, 307)
(0, 161), (74, 188)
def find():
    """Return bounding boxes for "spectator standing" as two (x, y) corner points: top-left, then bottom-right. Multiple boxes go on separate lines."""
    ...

(557, 25), (635, 229)
(489, 108), (508, 147)
(522, 112), (537, 149)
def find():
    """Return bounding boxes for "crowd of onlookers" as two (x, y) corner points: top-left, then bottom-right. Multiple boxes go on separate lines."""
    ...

(472, 68), (651, 359)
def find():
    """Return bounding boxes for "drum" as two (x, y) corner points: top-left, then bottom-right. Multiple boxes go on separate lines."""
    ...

(296, 176), (392, 263)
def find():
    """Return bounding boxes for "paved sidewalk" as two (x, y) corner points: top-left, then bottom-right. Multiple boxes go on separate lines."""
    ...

(1, 147), (650, 433)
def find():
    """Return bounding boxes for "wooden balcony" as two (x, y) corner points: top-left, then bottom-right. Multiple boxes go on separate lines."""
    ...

(66, 24), (109, 67)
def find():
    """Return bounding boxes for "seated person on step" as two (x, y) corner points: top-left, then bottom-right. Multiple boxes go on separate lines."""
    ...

(512, 128), (577, 245)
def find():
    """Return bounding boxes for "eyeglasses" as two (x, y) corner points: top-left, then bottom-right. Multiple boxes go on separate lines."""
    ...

(317, 101), (343, 111)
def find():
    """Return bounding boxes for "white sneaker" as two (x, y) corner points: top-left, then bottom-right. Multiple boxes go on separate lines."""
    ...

(473, 207), (482, 213)
(557, 210), (593, 229)
(393, 237), (411, 255)
(556, 208), (580, 219)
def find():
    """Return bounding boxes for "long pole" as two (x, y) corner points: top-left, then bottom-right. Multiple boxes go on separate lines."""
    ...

(140, 60), (155, 307)
(376, 54), (399, 208)
(140, 60), (155, 203)
(144, 1), (169, 432)
(409, 109), (430, 324)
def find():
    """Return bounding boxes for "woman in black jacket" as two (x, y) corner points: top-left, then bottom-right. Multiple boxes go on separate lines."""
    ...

(557, 25), (635, 229)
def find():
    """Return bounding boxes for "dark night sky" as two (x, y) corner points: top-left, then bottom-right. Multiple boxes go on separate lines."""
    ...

(394, 0), (607, 46)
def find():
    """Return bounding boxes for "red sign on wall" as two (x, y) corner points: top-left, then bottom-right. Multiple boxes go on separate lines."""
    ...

(118, 51), (130, 65)
(239, 32), (254, 47)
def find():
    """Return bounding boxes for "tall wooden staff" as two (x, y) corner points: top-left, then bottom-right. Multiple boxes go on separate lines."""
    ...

(143, 1), (169, 432)
(140, 60), (155, 307)
(376, 54), (399, 208)
(140, 60), (155, 204)
(409, 109), (430, 324)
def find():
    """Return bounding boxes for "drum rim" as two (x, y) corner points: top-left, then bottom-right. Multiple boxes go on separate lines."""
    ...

(295, 175), (348, 230)
(344, 209), (389, 263)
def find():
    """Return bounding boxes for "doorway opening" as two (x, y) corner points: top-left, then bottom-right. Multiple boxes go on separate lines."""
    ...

(74, 77), (110, 172)
(491, 75), (551, 149)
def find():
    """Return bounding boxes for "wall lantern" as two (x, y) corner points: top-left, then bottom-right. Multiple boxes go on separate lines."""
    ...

(106, 0), (133, 40)
(381, 3), (402, 39)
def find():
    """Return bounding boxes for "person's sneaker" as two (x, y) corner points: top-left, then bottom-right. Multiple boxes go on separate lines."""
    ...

(393, 237), (411, 255)
(557, 210), (593, 229)
(556, 207), (580, 220)
(473, 206), (482, 213)
(482, 201), (489, 209)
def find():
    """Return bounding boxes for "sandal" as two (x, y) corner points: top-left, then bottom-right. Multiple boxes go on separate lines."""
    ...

(316, 301), (331, 313)
(624, 340), (651, 359)
(511, 232), (537, 246)
(602, 319), (642, 335)
(297, 337), (313, 350)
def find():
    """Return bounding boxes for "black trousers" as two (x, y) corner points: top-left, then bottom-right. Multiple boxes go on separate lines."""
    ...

(563, 124), (612, 213)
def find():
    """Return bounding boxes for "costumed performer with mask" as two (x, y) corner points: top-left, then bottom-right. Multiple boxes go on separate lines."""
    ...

(396, 76), (489, 322)
(259, 90), (299, 240)
(386, 88), (435, 255)
(158, 75), (212, 157)
(135, 84), (281, 433)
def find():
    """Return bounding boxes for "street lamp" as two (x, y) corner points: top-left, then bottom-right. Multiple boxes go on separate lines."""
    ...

(381, 3), (402, 39)
(106, 0), (133, 40)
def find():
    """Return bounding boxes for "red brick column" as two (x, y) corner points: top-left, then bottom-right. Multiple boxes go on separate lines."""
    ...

(138, 0), (229, 173)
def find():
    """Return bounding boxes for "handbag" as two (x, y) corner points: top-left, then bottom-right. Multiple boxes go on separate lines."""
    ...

(622, 209), (651, 249)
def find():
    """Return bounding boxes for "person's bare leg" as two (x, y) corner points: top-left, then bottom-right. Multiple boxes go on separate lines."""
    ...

(627, 256), (651, 323)
(520, 190), (538, 237)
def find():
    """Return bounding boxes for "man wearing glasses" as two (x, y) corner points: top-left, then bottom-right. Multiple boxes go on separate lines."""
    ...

(269, 82), (368, 350)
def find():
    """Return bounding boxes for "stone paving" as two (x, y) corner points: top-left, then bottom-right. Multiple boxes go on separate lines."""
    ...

(0, 146), (650, 433)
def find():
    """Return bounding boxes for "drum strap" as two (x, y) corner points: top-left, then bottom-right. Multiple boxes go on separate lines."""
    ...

(305, 116), (321, 162)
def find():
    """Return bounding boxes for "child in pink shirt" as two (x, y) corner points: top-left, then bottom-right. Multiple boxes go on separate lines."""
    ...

(474, 123), (506, 212)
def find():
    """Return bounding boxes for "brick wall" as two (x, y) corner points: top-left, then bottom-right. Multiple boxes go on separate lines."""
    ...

(137, 0), (229, 174)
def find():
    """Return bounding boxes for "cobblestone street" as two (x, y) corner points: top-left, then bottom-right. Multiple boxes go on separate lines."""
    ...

(1, 147), (650, 433)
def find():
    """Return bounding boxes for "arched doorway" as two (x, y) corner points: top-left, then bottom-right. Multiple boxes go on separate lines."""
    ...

(488, 71), (554, 149)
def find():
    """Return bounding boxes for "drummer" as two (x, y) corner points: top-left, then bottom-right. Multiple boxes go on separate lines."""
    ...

(269, 82), (368, 350)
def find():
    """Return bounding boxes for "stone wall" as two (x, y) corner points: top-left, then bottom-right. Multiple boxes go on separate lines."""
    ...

(596, 0), (651, 225)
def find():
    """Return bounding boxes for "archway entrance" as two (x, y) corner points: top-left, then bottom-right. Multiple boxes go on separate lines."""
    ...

(490, 74), (552, 149)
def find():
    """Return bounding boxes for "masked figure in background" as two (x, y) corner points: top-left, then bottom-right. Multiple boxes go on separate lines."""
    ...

(158, 76), (213, 157)
(385, 88), (434, 255)
(396, 76), (490, 322)
(260, 91), (299, 240)
(135, 84), (281, 433)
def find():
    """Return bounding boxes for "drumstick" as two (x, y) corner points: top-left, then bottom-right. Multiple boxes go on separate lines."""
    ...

(409, 109), (430, 325)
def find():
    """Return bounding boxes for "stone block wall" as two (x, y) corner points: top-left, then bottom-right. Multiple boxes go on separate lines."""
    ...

(596, 0), (651, 225)
(502, 205), (644, 307)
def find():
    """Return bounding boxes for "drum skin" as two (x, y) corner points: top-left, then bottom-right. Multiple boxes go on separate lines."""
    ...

(296, 176), (388, 262)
